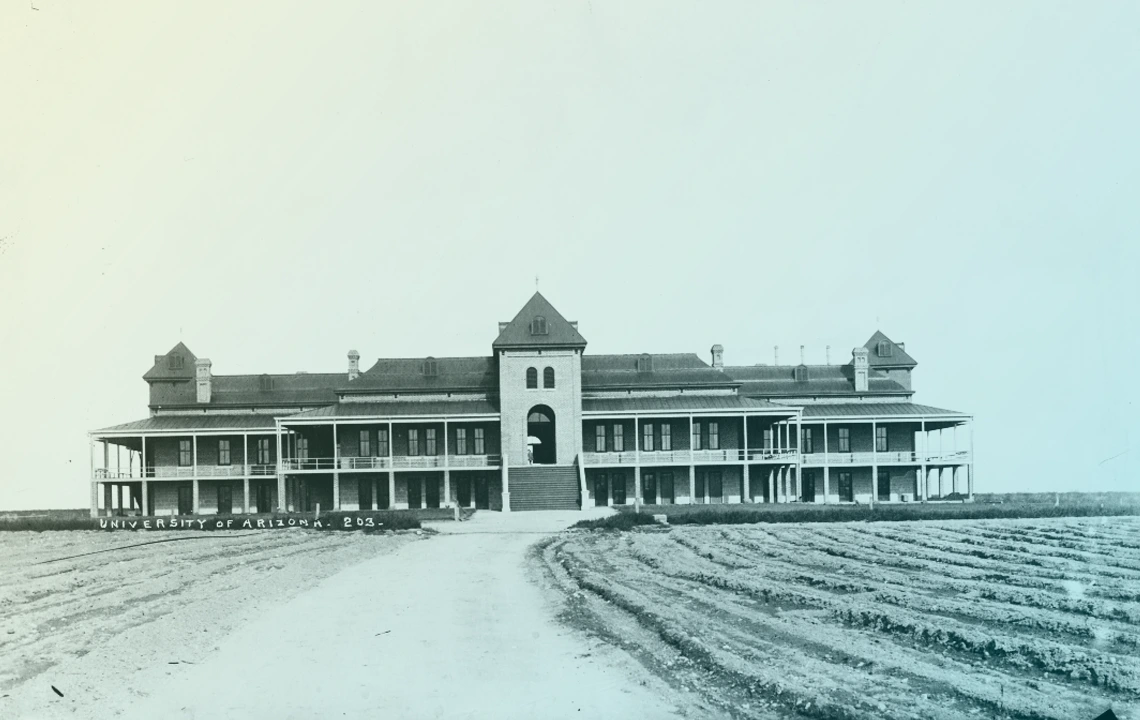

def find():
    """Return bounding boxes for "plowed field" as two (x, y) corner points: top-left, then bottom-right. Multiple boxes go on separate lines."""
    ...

(540, 517), (1140, 720)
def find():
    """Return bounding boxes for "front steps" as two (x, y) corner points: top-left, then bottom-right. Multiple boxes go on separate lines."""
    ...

(507, 465), (581, 511)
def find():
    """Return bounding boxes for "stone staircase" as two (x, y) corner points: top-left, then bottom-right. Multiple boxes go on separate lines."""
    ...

(507, 465), (581, 511)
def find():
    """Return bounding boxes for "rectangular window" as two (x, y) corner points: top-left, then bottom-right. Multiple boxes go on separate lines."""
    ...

(359, 430), (371, 457)
(595, 425), (606, 453)
(613, 424), (624, 453)
(838, 427), (851, 453)
(763, 428), (773, 450)
(456, 428), (468, 455)
(695, 471), (706, 503)
(178, 440), (192, 467)
(838, 471), (853, 502)
(801, 428), (813, 454)
(473, 427), (485, 455)
(693, 422), (703, 451)
(378, 428), (389, 457)
(257, 438), (270, 465)
(660, 424), (672, 451)
(218, 439), (231, 466)
(875, 426), (888, 453)
(642, 423), (654, 452)
(217, 485), (232, 515)
(408, 428), (420, 456)
(708, 422), (720, 451)
(878, 469), (891, 500)
(426, 428), (437, 455)
(297, 436), (309, 461)
(660, 471), (674, 503)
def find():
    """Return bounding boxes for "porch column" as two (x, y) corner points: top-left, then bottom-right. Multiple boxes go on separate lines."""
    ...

(768, 468), (774, 504)
(141, 479), (149, 517)
(242, 434), (250, 513)
(795, 466), (801, 502)
(938, 467), (945, 497)
(89, 437), (98, 518)
(191, 435), (200, 514)
(919, 420), (927, 502)
(332, 422), (340, 510)
(822, 421), (830, 504)
(103, 441), (109, 479)
(242, 477), (250, 514)
(633, 418), (641, 510)
(276, 423), (286, 512)
(501, 452), (511, 512)
(388, 471), (396, 510)
(688, 465), (696, 505)
(968, 419), (975, 500)
(103, 484), (113, 517)
(742, 416), (750, 503)
(443, 420), (451, 508)
(952, 466), (960, 496)
(371, 478), (379, 510)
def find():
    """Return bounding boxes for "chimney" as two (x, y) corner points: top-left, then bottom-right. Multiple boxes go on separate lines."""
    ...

(195, 358), (212, 404)
(710, 344), (724, 369)
(348, 349), (360, 381)
(898, 342), (906, 351)
(826, 345), (831, 365)
(852, 347), (869, 392)
(774, 345), (779, 366)
(800, 345), (805, 365)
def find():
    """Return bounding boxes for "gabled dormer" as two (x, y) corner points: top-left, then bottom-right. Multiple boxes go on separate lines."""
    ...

(492, 292), (586, 352)
(144, 342), (198, 407)
(862, 330), (916, 391)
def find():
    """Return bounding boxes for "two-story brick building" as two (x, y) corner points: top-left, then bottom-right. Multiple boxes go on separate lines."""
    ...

(89, 293), (974, 516)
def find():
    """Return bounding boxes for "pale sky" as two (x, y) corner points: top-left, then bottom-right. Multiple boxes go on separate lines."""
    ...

(1, 1), (1137, 509)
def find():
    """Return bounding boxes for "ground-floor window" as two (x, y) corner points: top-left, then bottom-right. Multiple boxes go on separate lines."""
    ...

(177, 485), (193, 515)
(358, 478), (373, 510)
(877, 470), (890, 501)
(838, 472), (853, 502)
(593, 473), (609, 506)
(457, 476), (472, 507)
(801, 471), (816, 503)
(407, 477), (422, 509)
(424, 476), (440, 508)
(378, 477), (391, 510)
(255, 481), (273, 512)
(659, 471), (674, 504)
(642, 472), (657, 505)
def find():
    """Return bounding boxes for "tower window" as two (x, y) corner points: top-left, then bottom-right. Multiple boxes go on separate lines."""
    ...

(878, 340), (892, 357)
(526, 367), (538, 389)
(543, 367), (555, 388)
(530, 316), (548, 335)
(168, 355), (184, 371)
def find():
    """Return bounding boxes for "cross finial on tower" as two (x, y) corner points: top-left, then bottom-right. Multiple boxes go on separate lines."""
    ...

(535, 274), (539, 291)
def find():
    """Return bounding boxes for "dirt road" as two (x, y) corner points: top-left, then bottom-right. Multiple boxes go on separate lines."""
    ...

(93, 510), (691, 720)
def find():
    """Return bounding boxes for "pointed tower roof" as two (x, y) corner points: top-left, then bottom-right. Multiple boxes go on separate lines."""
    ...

(492, 292), (587, 350)
(143, 342), (198, 380)
(863, 331), (917, 368)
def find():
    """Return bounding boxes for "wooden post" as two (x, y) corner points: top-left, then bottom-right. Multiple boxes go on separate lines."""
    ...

(276, 424), (286, 512)
(191, 435), (200, 514)
(822, 421), (830, 504)
(742, 415), (750, 503)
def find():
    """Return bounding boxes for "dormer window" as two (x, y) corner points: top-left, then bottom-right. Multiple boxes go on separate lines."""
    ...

(794, 365), (809, 383)
(422, 357), (438, 377)
(877, 340), (892, 357)
(637, 354), (653, 373)
(530, 316), (548, 335)
(259, 374), (274, 391)
(168, 355), (184, 371)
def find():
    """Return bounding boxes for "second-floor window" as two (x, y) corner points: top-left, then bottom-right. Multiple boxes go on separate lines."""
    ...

(218, 439), (231, 466)
(642, 423), (654, 452)
(473, 427), (485, 455)
(378, 428), (389, 457)
(613, 424), (624, 452)
(456, 428), (468, 455)
(660, 424), (672, 451)
(297, 436), (309, 461)
(876, 426), (888, 452)
(763, 428), (773, 450)
(692, 422), (702, 451)
(257, 438), (270, 465)
(838, 427), (851, 453)
(801, 428), (813, 454)
(408, 428), (420, 456)
(543, 367), (555, 388)
(178, 440), (192, 467)
(595, 425), (606, 453)
(526, 367), (538, 389)
(708, 422), (719, 451)
(359, 430), (371, 457)
(426, 428), (437, 455)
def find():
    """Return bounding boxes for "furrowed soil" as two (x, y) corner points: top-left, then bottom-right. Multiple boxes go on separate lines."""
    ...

(539, 516), (1140, 720)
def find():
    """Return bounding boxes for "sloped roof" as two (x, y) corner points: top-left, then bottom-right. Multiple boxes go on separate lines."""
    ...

(582, 396), (784, 414)
(801, 403), (965, 418)
(582, 353), (737, 390)
(864, 331), (917, 368)
(208, 373), (343, 406)
(142, 342), (197, 381)
(286, 399), (500, 420)
(348, 356), (497, 393)
(723, 364), (911, 398)
(95, 414), (280, 434)
(492, 292), (586, 349)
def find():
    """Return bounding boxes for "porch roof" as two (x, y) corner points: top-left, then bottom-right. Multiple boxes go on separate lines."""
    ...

(800, 403), (967, 419)
(94, 414), (279, 434)
(581, 395), (785, 414)
(284, 399), (501, 420)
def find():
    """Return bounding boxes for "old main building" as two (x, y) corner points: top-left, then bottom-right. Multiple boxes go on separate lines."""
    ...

(89, 293), (974, 517)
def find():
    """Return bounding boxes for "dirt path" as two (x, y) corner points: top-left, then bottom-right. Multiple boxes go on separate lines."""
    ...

(103, 510), (690, 720)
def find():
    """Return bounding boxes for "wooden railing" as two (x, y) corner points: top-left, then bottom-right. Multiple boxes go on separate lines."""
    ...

(281, 455), (503, 472)
(800, 451), (970, 466)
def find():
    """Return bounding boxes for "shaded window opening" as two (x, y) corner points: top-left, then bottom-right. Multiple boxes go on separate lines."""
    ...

(543, 367), (555, 388)
(526, 367), (538, 389)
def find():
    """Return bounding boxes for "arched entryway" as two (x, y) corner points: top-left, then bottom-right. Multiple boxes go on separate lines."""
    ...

(527, 405), (556, 464)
